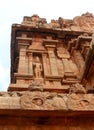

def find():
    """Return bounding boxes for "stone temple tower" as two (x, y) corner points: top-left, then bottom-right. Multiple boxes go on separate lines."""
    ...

(0, 13), (94, 129)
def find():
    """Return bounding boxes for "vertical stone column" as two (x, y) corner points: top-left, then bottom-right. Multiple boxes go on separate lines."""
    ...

(28, 52), (33, 75)
(47, 48), (58, 76)
(57, 59), (64, 76)
(18, 44), (27, 73)
(42, 53), (51, 76)
(62, 58), (72, 73)
(73, 50), (85, 77)
(57, 47), (73, 75)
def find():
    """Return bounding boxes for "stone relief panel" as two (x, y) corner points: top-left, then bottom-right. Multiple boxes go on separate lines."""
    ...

(67, 83), (93, 110)
(20, 91), (67, 110)
(0, 90), (94, 110)
(1, 82), (94, 111)
(20, 83), (94, 110)
(67, 93), (94, 110)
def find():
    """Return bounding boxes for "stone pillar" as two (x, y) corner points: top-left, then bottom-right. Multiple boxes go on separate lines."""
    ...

(62, 58), (72, 73)
(28, 52), (33, 75)
(57, 59), (64, 76)
(42, 53), (51, 76)
(68, 59), (79, 77)
(47, 48), (58, 76)
(73, 50), (85, 77)
(18, 44), (27, 73)
(57, 47), (73, 75)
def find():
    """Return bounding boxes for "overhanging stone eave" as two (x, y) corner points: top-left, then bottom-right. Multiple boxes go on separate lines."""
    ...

(11, 23), (90, 42)
(11, 24), (92, 55)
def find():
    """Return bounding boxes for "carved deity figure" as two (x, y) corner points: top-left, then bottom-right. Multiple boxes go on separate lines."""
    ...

(33, 56), (42, 78)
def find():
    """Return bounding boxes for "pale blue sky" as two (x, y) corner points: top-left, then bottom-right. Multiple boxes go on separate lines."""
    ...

(0, 0), (94, 91)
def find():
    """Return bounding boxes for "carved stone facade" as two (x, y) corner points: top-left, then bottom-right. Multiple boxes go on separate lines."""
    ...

(9, 12), (94, 93)
(1, 13), (94, 129)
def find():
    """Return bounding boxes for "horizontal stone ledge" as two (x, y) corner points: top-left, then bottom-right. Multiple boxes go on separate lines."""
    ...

(0, 97), (20, 109)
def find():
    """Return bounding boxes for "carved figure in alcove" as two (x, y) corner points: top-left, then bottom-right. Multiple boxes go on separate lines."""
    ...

(33, 56), (43, 78)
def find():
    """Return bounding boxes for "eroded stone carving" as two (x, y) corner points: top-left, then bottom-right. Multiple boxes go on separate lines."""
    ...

(73, 12), (94, 31)
(1, 90), (94, 110)
(20, 91), (67, 110)
(28, 80), (44, 91)
(67, 83), (92, 110)
(69, 83), (86, 94)
(21, 13), (94, 31)
(67, 93), (94, 110)
(49, 19), (60, 29)
(20, 89), (94, 110)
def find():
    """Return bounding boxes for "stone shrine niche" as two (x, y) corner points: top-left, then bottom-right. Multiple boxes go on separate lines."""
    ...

(32, 53), (43, 79)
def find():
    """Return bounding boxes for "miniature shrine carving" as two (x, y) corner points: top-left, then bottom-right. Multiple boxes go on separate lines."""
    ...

(9, 13), (94, 95)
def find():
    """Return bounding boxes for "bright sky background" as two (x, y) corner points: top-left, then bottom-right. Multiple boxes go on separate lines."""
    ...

(0, 0), (94, 91)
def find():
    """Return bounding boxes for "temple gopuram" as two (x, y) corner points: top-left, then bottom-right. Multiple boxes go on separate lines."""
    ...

(1, 12), (94, 129)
